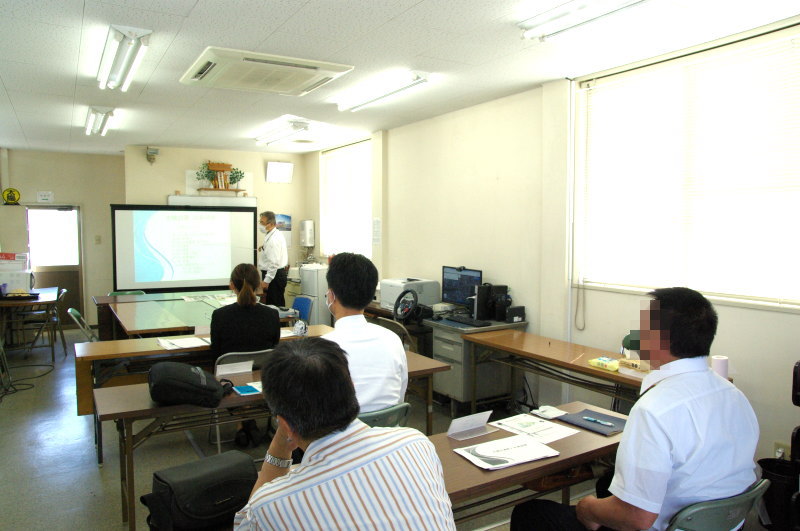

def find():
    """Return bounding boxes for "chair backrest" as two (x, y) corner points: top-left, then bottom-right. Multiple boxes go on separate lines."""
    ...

(375, 317), (417, 351)
(214, 349), (274, 375)
(665, 478), (771, 531)
(358, 402), (411, 428)
(108, 290), (146, 296)
(68, 308), (98, 342)
(291, 295), (313, 321)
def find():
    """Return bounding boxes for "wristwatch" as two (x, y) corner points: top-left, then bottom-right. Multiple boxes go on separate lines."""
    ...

(264, 452), (293, 468)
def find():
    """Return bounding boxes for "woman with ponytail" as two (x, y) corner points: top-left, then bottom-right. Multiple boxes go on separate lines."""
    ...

(210, 263), (280, 360)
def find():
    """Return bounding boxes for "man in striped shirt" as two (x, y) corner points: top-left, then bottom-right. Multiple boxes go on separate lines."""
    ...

(234, 337), (455, 530)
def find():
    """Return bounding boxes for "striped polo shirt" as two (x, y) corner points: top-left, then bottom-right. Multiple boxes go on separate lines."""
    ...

(234, 419), (455, 530)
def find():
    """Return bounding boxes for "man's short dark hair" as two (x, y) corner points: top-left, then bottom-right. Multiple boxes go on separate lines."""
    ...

(326, 252), (378, 310)
(260, 337), (359, 440)
(648, 287), (718, 358)
(260, 211), (276, 224)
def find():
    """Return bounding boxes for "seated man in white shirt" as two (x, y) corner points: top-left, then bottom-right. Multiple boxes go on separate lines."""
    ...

(511, 287), (759, 531)
(234, 337), (455, 530)
(322, 252), (408, 412)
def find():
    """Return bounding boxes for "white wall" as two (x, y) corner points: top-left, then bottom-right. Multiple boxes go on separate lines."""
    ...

(383, 88), (545, 318)
(123, 145), (310, 268)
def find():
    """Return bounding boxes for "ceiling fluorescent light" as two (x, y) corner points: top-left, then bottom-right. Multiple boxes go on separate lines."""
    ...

(255, 120), (310, 146)
(85, 107), (114, 136)
(519, 0), (647, 41)
(97, 25), (152, 91)
(337, 71), (429, 112)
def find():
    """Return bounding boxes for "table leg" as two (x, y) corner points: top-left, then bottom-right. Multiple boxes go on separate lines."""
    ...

(94, 412), (103, 466)
(119, 418), (136, 530)
(470, 341), (477, 414)
(75, 357), (94, 415)
(426, 375), (433, 436)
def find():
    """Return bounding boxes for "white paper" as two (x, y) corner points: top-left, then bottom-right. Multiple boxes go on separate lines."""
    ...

(280, 328), (296, 338)
(216, 361), (254, 376)
(454, 434), (559, 470)
(491, 414), (578, 444)
(531, 405), (568, 419)
(167, 337), (210, 349)
(447, 411), (498, 440)
(247, 381), (263, 392)
(157, 338), (180, 350)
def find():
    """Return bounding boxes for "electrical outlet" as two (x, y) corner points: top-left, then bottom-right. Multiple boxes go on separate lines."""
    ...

(775, 441), (790, 459)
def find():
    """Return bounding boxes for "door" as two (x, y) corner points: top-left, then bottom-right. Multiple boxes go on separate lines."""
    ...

(26, 206), (83, 322)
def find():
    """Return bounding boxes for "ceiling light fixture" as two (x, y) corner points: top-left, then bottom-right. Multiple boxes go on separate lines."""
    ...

(519, 0), (648, 41)
(255, 120), (310, 146)
(337, 71), (429, 112)
(85, 107), (114, 136)
(97, 25), (152, 91)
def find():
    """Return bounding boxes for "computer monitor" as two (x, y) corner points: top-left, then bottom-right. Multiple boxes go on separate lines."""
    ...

(441, 266), (482, 307)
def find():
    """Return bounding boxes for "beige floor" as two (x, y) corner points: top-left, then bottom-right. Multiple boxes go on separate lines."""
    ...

(0, 329), (768, 530)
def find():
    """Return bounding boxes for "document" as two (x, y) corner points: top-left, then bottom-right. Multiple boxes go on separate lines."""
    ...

(454, 435), (559, 470)
(157, 337), (210, 350)
(215, 361), (254, 377)
(490, 414), (578, 444)
(447, 411), (498, 441)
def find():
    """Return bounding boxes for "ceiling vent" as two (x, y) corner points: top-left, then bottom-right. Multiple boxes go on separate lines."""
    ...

(179, 47), (354, 96)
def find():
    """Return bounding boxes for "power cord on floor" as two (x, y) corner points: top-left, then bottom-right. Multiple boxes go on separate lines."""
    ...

(0, 363), (54, 404)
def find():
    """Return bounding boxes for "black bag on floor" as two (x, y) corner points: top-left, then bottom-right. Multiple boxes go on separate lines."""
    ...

(148, 361), (228, 408)
(140, 450), (258, 530)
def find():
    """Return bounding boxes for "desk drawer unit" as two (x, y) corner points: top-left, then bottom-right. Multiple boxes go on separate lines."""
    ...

(431, 325), (511, 403)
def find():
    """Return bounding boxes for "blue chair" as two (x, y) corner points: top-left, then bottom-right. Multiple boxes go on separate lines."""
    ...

(291, 295), (313, 322)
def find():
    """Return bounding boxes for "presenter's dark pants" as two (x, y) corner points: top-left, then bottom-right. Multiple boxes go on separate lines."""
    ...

(261, 267), (287, 306)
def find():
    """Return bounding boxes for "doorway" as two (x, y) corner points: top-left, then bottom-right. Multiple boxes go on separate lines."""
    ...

(26, 206), (83, 323)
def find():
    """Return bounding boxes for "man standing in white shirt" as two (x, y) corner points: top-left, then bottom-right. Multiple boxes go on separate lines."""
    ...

(511, 287), (759, 531)
(257, 211), (288, 306)
(322, 252), (408, 413)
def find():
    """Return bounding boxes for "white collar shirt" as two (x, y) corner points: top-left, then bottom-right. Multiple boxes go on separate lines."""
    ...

(234, 420), (455, 530)
(257, 227), (288, 282)
(609, 356), (759, 531)
(323, 314), (408, 413)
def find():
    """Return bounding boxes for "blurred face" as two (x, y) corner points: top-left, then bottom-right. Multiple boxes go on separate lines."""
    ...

(639, 300), (671, 364)
(259, 216), (273, 230)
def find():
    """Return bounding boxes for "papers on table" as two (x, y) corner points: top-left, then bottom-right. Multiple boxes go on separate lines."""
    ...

(157, 337), (210, 350)
(454, 434), (559, 470)
(491, 414), (578, 444)
(215, 361), (254, 377)
(447, 411), (498, 441)
(280, 328), (297, 338)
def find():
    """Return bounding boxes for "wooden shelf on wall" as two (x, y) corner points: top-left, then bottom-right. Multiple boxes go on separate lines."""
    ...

(197, 188), (246, 195)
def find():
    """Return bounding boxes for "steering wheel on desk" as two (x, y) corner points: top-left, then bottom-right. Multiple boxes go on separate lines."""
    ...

(393, 289), (418, 322)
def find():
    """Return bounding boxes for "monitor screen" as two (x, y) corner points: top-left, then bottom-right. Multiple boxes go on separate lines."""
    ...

(112, 204), (257, 292)
(441, 266), (482, 306)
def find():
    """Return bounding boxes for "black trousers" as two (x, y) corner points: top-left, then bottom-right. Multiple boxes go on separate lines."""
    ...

(261, 267), (287, 307)
(510, 469), (615, 531)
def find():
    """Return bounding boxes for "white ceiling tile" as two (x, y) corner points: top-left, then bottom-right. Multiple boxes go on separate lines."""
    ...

(6, 92), (75, 121)
(3, 0), (85, 27)
(0, 19), (80, 66)
(94, 0), (198, 18)
(0, 60), (77, 97)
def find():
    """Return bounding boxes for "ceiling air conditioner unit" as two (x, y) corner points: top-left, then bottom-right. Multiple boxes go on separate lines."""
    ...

(179, 47), (353, 96)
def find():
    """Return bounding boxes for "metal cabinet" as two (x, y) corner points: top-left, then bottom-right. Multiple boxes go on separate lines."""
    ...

(426, 320), (526, 409)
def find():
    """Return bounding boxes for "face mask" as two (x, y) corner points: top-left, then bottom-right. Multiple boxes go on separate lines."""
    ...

(258, 225), (268, 235)
(325, 290), (334, 315)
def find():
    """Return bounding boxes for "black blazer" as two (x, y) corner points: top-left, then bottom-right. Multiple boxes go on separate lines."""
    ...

(209, 302), (280, 358)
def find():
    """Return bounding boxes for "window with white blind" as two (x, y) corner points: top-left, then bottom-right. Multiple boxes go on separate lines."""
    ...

(319, 140), (372, 258)
(574, 24), (800, 305)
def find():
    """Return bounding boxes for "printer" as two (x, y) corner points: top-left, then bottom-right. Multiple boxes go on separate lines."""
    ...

(380, 278), (440, 310)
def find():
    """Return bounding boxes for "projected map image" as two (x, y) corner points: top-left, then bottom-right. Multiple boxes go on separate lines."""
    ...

(133, 211), (232, 282)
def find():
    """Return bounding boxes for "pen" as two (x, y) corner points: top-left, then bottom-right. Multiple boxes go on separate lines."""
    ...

(583, 416), (614, 427)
